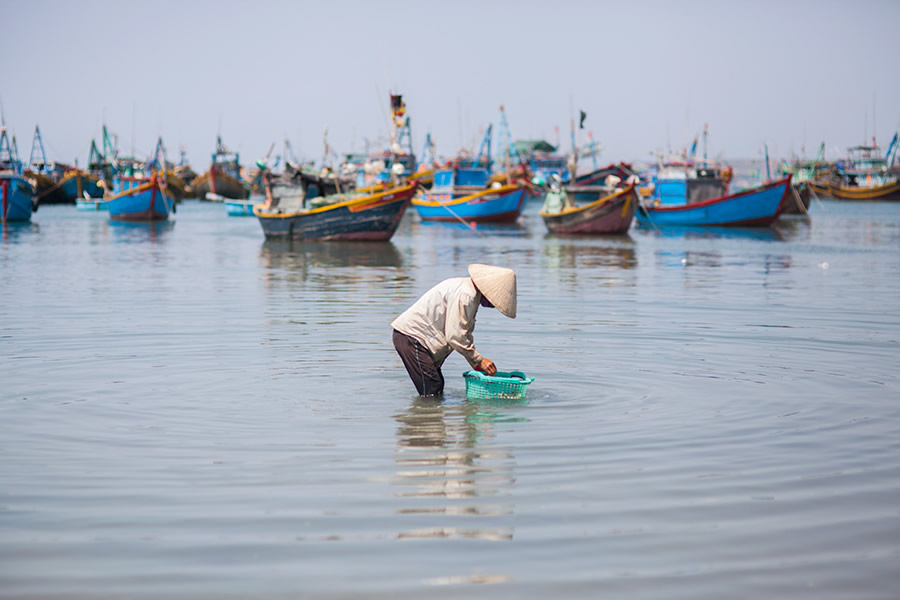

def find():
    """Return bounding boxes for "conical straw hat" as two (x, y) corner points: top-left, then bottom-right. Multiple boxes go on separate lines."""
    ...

(468, 264), (517, 318)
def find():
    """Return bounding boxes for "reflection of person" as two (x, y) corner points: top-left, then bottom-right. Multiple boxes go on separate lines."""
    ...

(392, 264), (517, 397)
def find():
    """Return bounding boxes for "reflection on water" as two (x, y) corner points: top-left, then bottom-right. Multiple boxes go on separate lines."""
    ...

(108, 220), (175, 243)
(413, 219), (529, 236)
(638, 224), (787, 242)
(1, 220), (40, 243)
(392, 397), (527, 541)
(655, 250), (793, 282)
(260, 239), (403, 270)
(772, 215), (813, 242)
(543, 236), (637, 271)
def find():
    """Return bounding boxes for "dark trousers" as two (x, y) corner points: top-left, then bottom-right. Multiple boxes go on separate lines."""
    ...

(393, 330), (444, 397)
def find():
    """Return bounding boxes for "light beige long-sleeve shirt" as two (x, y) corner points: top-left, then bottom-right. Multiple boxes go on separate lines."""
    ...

(391, 277), (484, 368)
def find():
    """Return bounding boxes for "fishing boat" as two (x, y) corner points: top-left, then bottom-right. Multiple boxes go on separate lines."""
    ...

(191, 136), (248, 201)
(253, 181), (417, 241)
(63, 170), (104, 205)
(636, 176), (791, 227)
(66, 127), (116, 204)
(0, 127), (36, 222)
(174, 146), (198, 198)
(567, 162), (640, 203)
(413, 166), (527, 223)
(778, 164), (824, 215)
(225, 195), (264, 216)
(737, 144), (815, 217)
(106, 173), (174, 221)
(23, 126), (70, 205)
(76, 196), (109, 211)
(541, 181), (638, 234)
(341, 93), (426, 190)
(412, 124), (527, 223)
(814, 135), (900, 201)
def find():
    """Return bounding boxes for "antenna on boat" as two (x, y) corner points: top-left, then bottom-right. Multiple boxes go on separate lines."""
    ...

(872, 91), (876, 148)
(375, 85), (391, 142)
(457, 96), (463, 152)
(703, 123), (708, 161)
(130, 102), (136, 159)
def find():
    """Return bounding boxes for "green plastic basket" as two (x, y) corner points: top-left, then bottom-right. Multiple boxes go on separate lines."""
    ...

(463, 370), (534, 400)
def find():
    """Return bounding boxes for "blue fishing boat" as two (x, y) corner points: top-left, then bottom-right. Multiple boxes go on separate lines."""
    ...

(636, 176), (791, 227)
(0, 127), (36, 222)
(412, 172), (527, 223)
(106, 174), (174, 221)
(76, 196), (109, 211)
(412, 125), (527, 223)
(253, 181), (417, 241)
(64, 172), (104, 205)
(225, 196), (264, 216)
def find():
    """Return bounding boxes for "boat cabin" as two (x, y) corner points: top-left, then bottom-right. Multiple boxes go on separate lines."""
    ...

(653, 161), (727, 206)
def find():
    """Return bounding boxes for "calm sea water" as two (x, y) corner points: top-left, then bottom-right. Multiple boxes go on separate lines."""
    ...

(2, 198), (899, 599)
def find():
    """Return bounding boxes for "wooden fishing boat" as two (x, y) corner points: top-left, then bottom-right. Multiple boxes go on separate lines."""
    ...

(413, 182), (527, 223)
(541, 184), (638, 234)
(192, 136), (248, 201)
(808, 179), (831, 198)
(64, 134), (116, 204)
(1, 174), (35, 222)
(24, 126), (68, 205)
(106, 174), (174, 221)
(636, 176), (791, 228)
(59, 170), (103, 203)
(782, 181), (812, 215)
(573, 162), (636, 185)
(824, 179), (900, 201)
(815, 137), (900, 201)
(777, 143), (827, 214)
(1, 128), (36, 222)
(412, 165), (527, 223)
(253, 181), (417, 241)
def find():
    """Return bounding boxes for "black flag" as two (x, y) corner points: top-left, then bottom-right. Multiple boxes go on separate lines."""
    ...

(579, 110), (587, 129)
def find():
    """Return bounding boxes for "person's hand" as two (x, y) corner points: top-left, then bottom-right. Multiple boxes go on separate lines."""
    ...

(477, 358), (497, 376)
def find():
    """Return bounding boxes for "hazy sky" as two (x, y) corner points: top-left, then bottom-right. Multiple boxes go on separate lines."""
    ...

(4, 0), (899, 169)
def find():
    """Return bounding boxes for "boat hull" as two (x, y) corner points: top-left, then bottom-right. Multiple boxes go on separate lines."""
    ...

(781, 182), (811, 215)
(76, 198), (109, 211)
(541, 185), (637, 234)
(26, 171), (67, 205)
(636, 177), (790, 227)
(822, 180), (900, 201)
(59, 171), (104, 203)
(254, 183), (415, 241)
(1, 175), (35, 222)
(226, 198), (262, 216)
(192, 168), (247, 200)
(412, 185), (526, 223)
(107, 179), (173, 221)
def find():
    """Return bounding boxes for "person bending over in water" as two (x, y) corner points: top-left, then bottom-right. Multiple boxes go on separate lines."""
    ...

(391, 264), (517, 397)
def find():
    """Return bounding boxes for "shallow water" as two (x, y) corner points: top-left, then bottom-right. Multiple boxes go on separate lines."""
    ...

(2, 199), (899, 599)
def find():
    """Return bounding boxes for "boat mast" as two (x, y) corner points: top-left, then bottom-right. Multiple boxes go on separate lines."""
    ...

(703, 123), (708, 162)
(497, 105), (520, 167)
(29, 125), (48, 173)
(472, 124), (492, 169)
(0, 127), (15, 172)
(419, 133), (436, 169)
